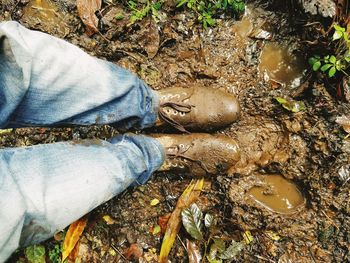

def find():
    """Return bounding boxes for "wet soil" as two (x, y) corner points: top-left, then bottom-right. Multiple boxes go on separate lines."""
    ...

(1, 0), (350, 262)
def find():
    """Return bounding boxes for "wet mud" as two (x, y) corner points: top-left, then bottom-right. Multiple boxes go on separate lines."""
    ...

(1, 0), (349, 262)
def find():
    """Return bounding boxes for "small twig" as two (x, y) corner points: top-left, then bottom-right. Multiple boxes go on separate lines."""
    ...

(255, 255), (275, 263)
(177, 235), (188, 252)
(111, 244), (127, 260)
(308, 246), (317, 263)
(321, 210), (339, 230)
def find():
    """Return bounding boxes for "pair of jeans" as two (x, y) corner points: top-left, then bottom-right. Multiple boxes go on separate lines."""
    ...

(0, 21), (165, 262)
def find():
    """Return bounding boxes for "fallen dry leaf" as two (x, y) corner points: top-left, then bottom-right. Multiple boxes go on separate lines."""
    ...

(159, 179), (204, 263)
(124, 243), (143, 260)
(336, 115), (350, 134)
(77, 0), (101, 36)
(187, 239), (202, 263)
(62, 217), (88, 261)
(158, 213), (171, 234)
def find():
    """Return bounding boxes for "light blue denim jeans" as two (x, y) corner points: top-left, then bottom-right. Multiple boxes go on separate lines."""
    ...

(0, 21), (165, 262)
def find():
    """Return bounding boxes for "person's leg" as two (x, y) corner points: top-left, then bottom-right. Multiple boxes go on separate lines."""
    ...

(0, 134), (164, 262)
(0, 21), (158, 130)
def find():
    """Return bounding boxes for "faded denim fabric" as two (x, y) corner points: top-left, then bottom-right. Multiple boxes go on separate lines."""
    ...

(0, 21), (159, 129)
(0, 21), (165, 262)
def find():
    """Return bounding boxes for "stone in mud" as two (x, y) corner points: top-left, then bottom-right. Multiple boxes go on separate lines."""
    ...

(299, 0), (336, 17)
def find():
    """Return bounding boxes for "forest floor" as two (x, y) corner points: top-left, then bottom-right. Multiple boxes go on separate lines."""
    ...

(1, 0), (349, 262)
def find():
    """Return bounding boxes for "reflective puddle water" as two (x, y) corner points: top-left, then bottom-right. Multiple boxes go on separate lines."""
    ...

(259, 43), (306, 88)
(248, 174), (304, 214)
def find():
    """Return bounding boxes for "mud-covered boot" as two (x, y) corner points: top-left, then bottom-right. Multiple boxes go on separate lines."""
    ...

(153, 133), (240, 176)
(156, 87), (240, 132)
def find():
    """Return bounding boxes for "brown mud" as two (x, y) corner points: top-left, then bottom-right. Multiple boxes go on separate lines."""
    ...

(1, 0), (349, 262)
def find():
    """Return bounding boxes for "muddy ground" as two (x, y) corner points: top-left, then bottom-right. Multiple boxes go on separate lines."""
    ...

(1, 0), (349, 262)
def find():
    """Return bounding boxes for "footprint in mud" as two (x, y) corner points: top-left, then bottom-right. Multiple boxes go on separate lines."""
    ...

(259, 42), (307, 88)
(229, 173), (305, 215)
(247, 174), (305, 214)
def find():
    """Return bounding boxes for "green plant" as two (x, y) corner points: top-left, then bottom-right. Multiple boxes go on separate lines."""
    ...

(176, 0), (245, 28)
(48, 244), (62, 263)
(181, 203), (245, 262)
(309, 24), (350, 78)
(127, 0), (163, 24)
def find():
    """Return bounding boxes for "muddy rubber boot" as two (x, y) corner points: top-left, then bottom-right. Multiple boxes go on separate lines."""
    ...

(152, 133), (240, 176)
(156, 87), (240, 132)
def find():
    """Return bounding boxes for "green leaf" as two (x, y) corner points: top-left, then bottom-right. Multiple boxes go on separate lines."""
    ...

(115, 13), (125, 20)
(328, 66), (336, 77)
(275, 97), (287, 104)
(345, 51), (350, 63)
(219, 241), (244, 259)
(291, 101), (306, 113)
(207, 239), (225, 261)
(181, 203), (203, 240)
(25, 245), (46, 263)
(152, 224), (161, 235)
(176, 0), (188, 7)
(333, 30), (343, 41)
(329, 55), (337, 64)
(320, 64), (332, 72)
(308, 56), (319, 66)
(204, 213), (215, 228)
(334, 24), (345, 32)
(312, 61), (321, 71)
(48, 244), (61, 263)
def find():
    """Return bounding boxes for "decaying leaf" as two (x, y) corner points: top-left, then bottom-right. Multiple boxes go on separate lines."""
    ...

(25, 245), (46, 263)
(187, 239), (202, 263)
(207, 238), (225, 262)
(275, 97), (306, 113)
(182, 203), (203, 240)
(204, 213), (215, 228)
(158, 213), (171, 234)
(77, 0), (101, 36)
(62, 217), (87, 261)
(219, 241), (245, 260)
(139, 18), (160, 58)
(159, 179), (204, 263)
(336, 115), (350, 134)
(124, 243), (143, 260)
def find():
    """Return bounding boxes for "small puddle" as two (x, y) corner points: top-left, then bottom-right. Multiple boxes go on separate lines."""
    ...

(23, 0), (67, 36)
(259, 43), (306, 88)
(247, 174), (304, 214)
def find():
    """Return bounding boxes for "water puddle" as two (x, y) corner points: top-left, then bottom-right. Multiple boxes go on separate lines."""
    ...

(22, 0), (67, 36)
(247, 174), (304, 214)
(259, 43), (307, 88)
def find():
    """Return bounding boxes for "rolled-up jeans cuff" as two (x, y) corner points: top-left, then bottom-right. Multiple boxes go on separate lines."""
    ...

(109, 133), (165, 185)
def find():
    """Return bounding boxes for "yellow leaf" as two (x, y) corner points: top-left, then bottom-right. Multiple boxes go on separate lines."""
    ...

(61, 217), (87, 262)
(242, 230), (253, 245)
(159, 179), (204, 263)
(109, 248), (117, 256)
(102, 215), (116, 225)
(265, 230), (281, 241)
(150, 198), (160, 206)
(0, 129), (13, 135)
(152, 225), (161, 235)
